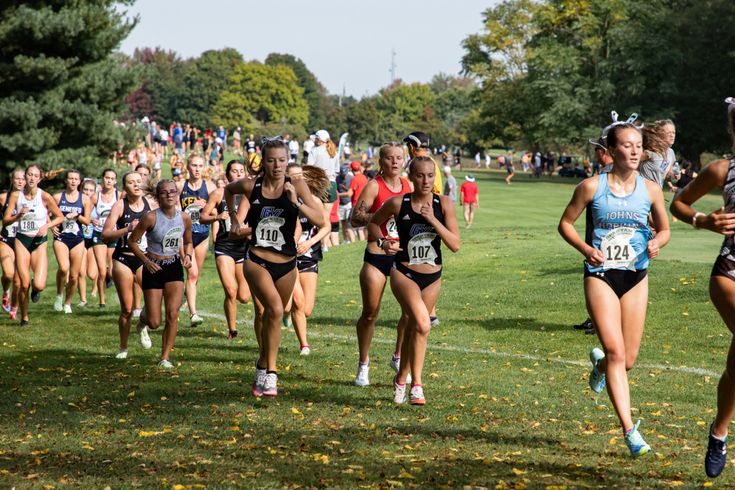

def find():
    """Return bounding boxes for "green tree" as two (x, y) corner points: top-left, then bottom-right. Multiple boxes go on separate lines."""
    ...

(211, 63), (309, 133)
(126, 47), (183, 125)
(0, 1), (140, 181)
(176, 48), (243, 129)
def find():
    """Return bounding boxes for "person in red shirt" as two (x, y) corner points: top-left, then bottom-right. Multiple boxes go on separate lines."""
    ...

(347, 161), (368, 241)
(459, 174), (479, 228)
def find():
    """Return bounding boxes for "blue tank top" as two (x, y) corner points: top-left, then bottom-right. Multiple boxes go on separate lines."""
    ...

(58, 191), (84, 238)
(180, 181), (210, 236)
(586, 173), (652, 273)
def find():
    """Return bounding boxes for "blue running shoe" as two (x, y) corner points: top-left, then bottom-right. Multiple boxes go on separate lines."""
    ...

(705, 424), (727, 478)
(589, 347), (606, 394)
(625, 420), (651, 457)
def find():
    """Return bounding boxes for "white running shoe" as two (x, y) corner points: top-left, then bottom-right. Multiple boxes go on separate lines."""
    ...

(138, 323), (152, 349)
(115, 349), (128, 359)
(158, 359), (174, 369)
(390, 355), (400, 374)
(300, 345), (311, 356)
(252, 367), (267, 396)
(190, 313), (203, 326)
(393, 376), (407, 404)
(589, 347), (606, 394)
(53, 295), (63, 312)
(409, 385), (426, 405)
(132, 308), (142, 319)
(63, 304), (72, 314)
(263, 373), (278, 396)
(355, 362), (370, 387)
(77, 301), (87, 308)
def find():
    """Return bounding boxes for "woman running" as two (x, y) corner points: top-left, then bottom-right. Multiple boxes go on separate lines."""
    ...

(129, 180), (193, 368)
(200, 160), (252, 340)
(640, 119), (677, 188)
(52, 170), (92, 314)
(369, 156), (460, 405)
(286, 163), (330, 355)
(177, 154), (216, 326)
(558, 123), (670, 457)
(0, 169), (26, 319)
(670, 98), (735, 478)
(350, 142), (412, 386)
(102, 172), (151, 359)
(225, 138), (324, 397)
(3, 165), (65, 326)
(77, 179), (99, 307)
(91, 169), (119, 308)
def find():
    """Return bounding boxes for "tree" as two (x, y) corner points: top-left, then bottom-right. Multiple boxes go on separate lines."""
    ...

(211, 63), (309, 133)
(176, 48), (243, 129)
(0, 1), (140, 181)
(126, 47), (183, 125)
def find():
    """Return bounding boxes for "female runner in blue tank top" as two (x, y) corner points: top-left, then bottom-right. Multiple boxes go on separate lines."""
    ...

(176, 154), (216, 327)
(51, 170), (92, 314)
(129, 180), (193, 369)
(368, 157), (460, 406)
(200, 160), (252, 340)
(670, 98), (735, 478)
(2, 165), (65, 326)
(558, 123), (670, 457)
(225, 139), (325, 397)
(102, 172), (152, 360)
(0, 169), (26, 320)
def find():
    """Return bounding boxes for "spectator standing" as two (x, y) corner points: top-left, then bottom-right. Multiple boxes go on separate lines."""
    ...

(336, 165), (354, 243)
(302, 135), (315, 163)
(460, 174), (479, 228)
(442, 166), (457, 203)
(347, 161), (368, 241)
(289, 137), (300, 163)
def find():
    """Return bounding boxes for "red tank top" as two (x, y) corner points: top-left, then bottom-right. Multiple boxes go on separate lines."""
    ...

(368, 175), (411, 241)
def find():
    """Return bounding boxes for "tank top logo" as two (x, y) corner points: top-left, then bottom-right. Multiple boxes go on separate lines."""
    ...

(260, 206), (284, 218)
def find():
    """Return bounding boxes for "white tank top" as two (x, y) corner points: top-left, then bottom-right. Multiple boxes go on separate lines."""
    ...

(94, 190), (117, 232)
(16, 190), (48, 237)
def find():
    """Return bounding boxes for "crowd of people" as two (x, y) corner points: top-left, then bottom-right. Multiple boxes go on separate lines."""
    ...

(5, 100), (735, 479)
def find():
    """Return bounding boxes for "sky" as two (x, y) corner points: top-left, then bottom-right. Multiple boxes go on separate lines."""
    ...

(119, 0), (498, 97)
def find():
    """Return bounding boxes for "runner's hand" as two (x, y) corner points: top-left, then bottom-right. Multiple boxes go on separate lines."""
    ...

(145, 260), (161, 274)
(195, 199), (207, 208)
(284, 182), (298, 206)
(36, 224), (48, 238)
(382, 240), (402, 256)
(296, 241), (311, 256)
(51, 225), (61, 237)
(182, 254), (192, 269)
(647, 238), (660, 259)
(17, 206), (29, 217)
(419, 202), (436, 224)
(218, 211), (229, 223)
(584, 246), (605, 267)
(703, 207), (735, 235)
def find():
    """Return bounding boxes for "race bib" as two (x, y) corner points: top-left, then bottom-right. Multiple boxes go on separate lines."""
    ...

(385, 217), (398, 240)
(161, 226), (183, 255)
(408, 232), (438, 266)
(185, 204), (201, 224)
(7, 224), (17, 238)
(299, 230), (312, 258)
(600, 227), (636, 271)
(19, 213), (38, 233)
(129, 231), (147, 252)
(255, 217), (285, 251)
(82, 224), (93, 239)
(98, 210), (110, 228)
(63, 218), (79, 235)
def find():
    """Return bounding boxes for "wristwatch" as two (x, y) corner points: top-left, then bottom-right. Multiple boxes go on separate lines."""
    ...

(692, 212), (705, 229)
(377, 238), (386, 249)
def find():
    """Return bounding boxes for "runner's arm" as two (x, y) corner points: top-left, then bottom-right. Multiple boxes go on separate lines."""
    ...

(350, 180), (378, 227)
(128, 210), (155, 264)
(199, 188), (224, 225)
(2, 191), (20, 225)
(558, 178), (601, 261)
(671, 159), (735, 234)
(292, 177), (324, 227)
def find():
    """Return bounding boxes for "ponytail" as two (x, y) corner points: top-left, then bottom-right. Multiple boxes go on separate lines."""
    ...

(326, 139), (337, 158)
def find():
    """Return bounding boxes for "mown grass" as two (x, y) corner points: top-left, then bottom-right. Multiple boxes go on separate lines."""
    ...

(1, 168), (733, 488)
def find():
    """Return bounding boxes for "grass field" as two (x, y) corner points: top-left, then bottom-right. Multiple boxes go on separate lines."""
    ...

(1, 168), (733, 488)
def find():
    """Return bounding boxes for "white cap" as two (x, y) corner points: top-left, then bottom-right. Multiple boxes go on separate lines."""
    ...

(215, 137), (223, 143)
(443, 166), (452, 174)
(315, 129), (330, 142)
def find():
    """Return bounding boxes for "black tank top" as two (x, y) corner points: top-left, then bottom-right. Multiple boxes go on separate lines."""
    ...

(246, 176), (298, 257)
(0, 193), (13, 240)
(216, 195), (247, 247)
(116, 198), (151, 253)
(395, 193), (444, 266)
(298, 213), (322, 261)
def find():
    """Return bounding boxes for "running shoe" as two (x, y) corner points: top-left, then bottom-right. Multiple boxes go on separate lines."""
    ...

(263, 373), (278, 396)
(409, 385), (426, 405)
(282, 315), (292, 328)
(31, 289), (41, 303)
(430, 316), (440, 327)
(393, 376), (407, 404)
(300, 345), (311, 356)
(252, 367), (267, 396)
(705, 424), (728, 478)
(115, 349), (128, 360)
(99, 303), (106, 308)
(589, 347), (606, 394)
(105, 277), (113, 289)
(158, 359), (174, 369)
(624, 420), (651, 457)
(77, 301), (87, 308)
(390, 355), (400, 374)
(91, 291), (97, 298)
(9, 307), (17, 320)
(53, 295), (63, 312)
(355, 362), (370, 387)
(137, 322), (152, 349)
(2, 292), (10, 312)
(190, 313), (203, 326)
(573, 318), (593, 330)
(132, 308), (142, 319)
(228, 329), (238, 340)
(63, 304), (72, 314)
(20, 319), (29, 327)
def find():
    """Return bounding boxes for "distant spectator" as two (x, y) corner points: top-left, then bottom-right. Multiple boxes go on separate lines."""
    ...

(460, 174), (479, 227)
(442, 166), (457, 203)
(453, 147), (462, 167)
(216, 126), (227, 149)
(336, 165), (354, 243)
(232, 126), (241, 151)
(302, 135), (315, 163)
(288, 137), (299, 163)
(484, 153), (491, 168)
(347, 161), (368, 241)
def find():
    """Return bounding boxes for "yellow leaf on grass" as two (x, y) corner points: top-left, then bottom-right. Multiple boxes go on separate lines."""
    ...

(511, 468), (526, 476)
(704, 482), (713, 487)
(399, 468), (414, 479)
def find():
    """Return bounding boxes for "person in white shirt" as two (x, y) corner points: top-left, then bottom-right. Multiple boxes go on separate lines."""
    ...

(302, 135), (316, 164)
(289, 138), (300, 163)
(307, 130), (339, 216)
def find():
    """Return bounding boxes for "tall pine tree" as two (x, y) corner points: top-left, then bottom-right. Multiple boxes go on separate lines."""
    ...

(0, 1), (139, 183)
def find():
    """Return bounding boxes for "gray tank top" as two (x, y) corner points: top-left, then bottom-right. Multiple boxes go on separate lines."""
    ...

(146, 208), (184, 256)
